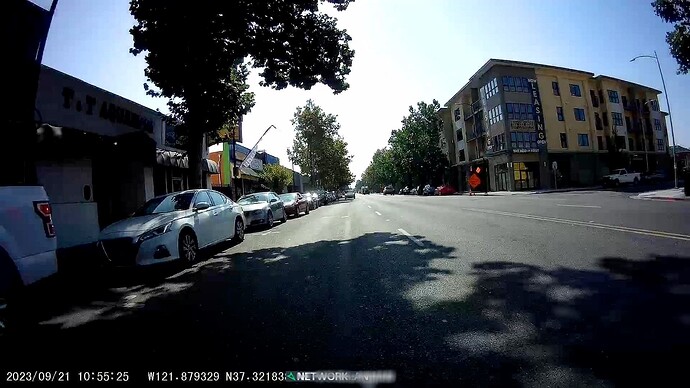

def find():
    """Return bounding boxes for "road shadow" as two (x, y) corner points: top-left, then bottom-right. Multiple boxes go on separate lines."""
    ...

(2, 233), (689, 386)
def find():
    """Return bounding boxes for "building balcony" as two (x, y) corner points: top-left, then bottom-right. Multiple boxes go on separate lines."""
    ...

(471, 100), (483, 114)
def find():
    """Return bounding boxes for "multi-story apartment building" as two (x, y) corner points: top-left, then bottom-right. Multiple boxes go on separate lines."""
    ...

(444, 59), (669, 191)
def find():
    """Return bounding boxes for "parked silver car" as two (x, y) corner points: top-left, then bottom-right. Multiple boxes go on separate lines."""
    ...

(238, 192), (287, 228)
(98, 189), (245, 266)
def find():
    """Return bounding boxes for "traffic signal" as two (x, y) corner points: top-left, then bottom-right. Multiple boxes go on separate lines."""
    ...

(475, 167), (482, 174)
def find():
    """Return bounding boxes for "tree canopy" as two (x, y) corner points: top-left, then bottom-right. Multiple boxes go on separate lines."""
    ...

(361, 100), (448, 191)
(288, 100), (354, 190)
(260, 164), (294, 193)
(652, 0), (690, 74)
(129, 0), (355, 188)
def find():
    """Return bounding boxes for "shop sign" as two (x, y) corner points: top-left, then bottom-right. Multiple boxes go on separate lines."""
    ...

(61, 86), (154, 133)
(510, 120), (535, 130)
(527, 79), (547, 148)
(513, 148), (539, 153)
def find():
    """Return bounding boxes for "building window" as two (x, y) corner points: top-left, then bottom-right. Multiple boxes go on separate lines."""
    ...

(569, 84), (581, 97)
(597, 136), (604, 150)
(552, 81), (560, 95)
(458, 149), (466, 162)
(495, 164), (509, 191)
(607, 90), (620, 103)
(622, 95), (629, 108)
(502, 76), (530, 93)
(612, 112), (623, 126)
(574, 108), (586, 121)
(513, 162), (537, 190)
(456, 129), (463, 141)
(657, 139), (664, 151)
(488, 105), (503, 125)
(654, 118), (662, 132)
(510, 131), (537, 149)
(629, 138), (635, 151)
(602, 112), (609, 126)
(506, 103), (534, 120)
(577, 134), (589, 147)
(556, 106), (564, 121)
(491, 133), (506, 151)
(481, 78), (499, 99)
(560, 133), (568, 148)
(590, 90), (599, 107)
(598, 89), (605, 103)
(595, 112), (603, 130)
(650, 100), (660, 111)
(625, 116), (632, 130)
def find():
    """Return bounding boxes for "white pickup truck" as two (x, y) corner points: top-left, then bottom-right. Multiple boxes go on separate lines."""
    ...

(603, 168), (641, 187)
(1, 186), (58, 331)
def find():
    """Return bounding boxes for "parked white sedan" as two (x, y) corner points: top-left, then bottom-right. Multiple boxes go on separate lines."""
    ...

(98, 189), (245, 266)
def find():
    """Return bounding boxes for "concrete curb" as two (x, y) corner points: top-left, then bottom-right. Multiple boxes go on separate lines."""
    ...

(634, 195), (689, 202)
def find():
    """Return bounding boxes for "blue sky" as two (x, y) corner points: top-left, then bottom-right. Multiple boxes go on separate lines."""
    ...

(38, 0), (689, 179)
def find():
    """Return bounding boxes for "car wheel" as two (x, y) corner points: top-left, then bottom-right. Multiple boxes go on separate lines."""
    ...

(306, 206), (310, 215)
(614, 179), (620, 187)
(179, 231), (198, 264)
(266, 211), (274, 228)
(281, 208), (287, 223)
(633, 177), (639, 185)
(233, 218), (245, 243)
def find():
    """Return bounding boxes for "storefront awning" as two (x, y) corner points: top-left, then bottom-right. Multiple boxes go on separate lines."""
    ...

(156, 149), (188, 168)
(202, 158), (220, 174)
(156, 148), (218, 174)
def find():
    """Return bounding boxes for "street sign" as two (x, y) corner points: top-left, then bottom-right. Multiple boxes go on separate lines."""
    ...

(475, 167), (482, 174)
(469, 173), (481, 189)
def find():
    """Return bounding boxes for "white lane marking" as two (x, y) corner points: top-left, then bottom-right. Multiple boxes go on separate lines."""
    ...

(341, 215), (349, 218)
(386, 219), (390, 222)
(461, 207), (690, 241)
(367, 205), (372, 209)
(398, 228), (425, 247)
(375, 211), (382, 216)
(261, 231), (281, 236)
(556, 204), (602, 208)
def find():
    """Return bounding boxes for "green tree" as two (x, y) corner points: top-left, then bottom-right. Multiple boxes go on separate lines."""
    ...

(652, 0), (690, 74)
(389, 100), (448, 187)
(260, 164), (294, 193)
(129, 0), (355, 188)
(288, 100), (354, 190)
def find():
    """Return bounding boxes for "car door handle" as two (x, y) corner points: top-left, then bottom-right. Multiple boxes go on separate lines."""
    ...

(212, 211), (219, 216)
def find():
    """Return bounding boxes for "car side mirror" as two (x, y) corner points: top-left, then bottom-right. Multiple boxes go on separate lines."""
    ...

(194, 201), (210, 211)
(270, 198), (278, 203)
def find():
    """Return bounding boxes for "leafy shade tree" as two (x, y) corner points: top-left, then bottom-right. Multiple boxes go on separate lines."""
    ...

(390, 100), (448, 188)
(652, 0), (690, 74)
(129, 0), (355, 188)
(361, 100), (449, 191)
(288, 100), (354, 190)
(260, 164), (294, 194)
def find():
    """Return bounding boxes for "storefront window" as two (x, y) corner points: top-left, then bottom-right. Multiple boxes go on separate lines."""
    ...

(495, 164), (509, 191)
(512, 162), (537, 190)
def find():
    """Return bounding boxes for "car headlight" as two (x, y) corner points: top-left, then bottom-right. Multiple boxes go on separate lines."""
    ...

(138, 222), (173, 242)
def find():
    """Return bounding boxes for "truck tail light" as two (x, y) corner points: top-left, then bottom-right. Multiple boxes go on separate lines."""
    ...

(34, 201), (56, 238)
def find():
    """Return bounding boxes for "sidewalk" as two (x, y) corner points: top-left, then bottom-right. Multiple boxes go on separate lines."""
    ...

(634, 188), (689, 201)
(461, 186), (602, 196)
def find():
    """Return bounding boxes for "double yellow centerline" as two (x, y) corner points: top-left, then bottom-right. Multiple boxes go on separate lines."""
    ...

(461, 207), (690, 241)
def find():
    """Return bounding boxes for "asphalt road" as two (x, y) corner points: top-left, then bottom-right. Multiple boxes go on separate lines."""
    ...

(3, 191), (690, 387)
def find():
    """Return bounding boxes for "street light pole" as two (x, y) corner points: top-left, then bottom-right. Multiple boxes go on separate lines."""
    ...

(631, 52), (678, 188)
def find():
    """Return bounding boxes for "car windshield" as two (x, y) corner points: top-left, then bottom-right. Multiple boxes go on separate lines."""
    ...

(238, 193), (269, 205)
(133, 192), (194, 216)
(279, 193), (297, 201)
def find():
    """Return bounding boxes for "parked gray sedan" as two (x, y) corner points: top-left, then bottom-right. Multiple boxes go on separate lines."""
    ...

(238, 192), (287, 228)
